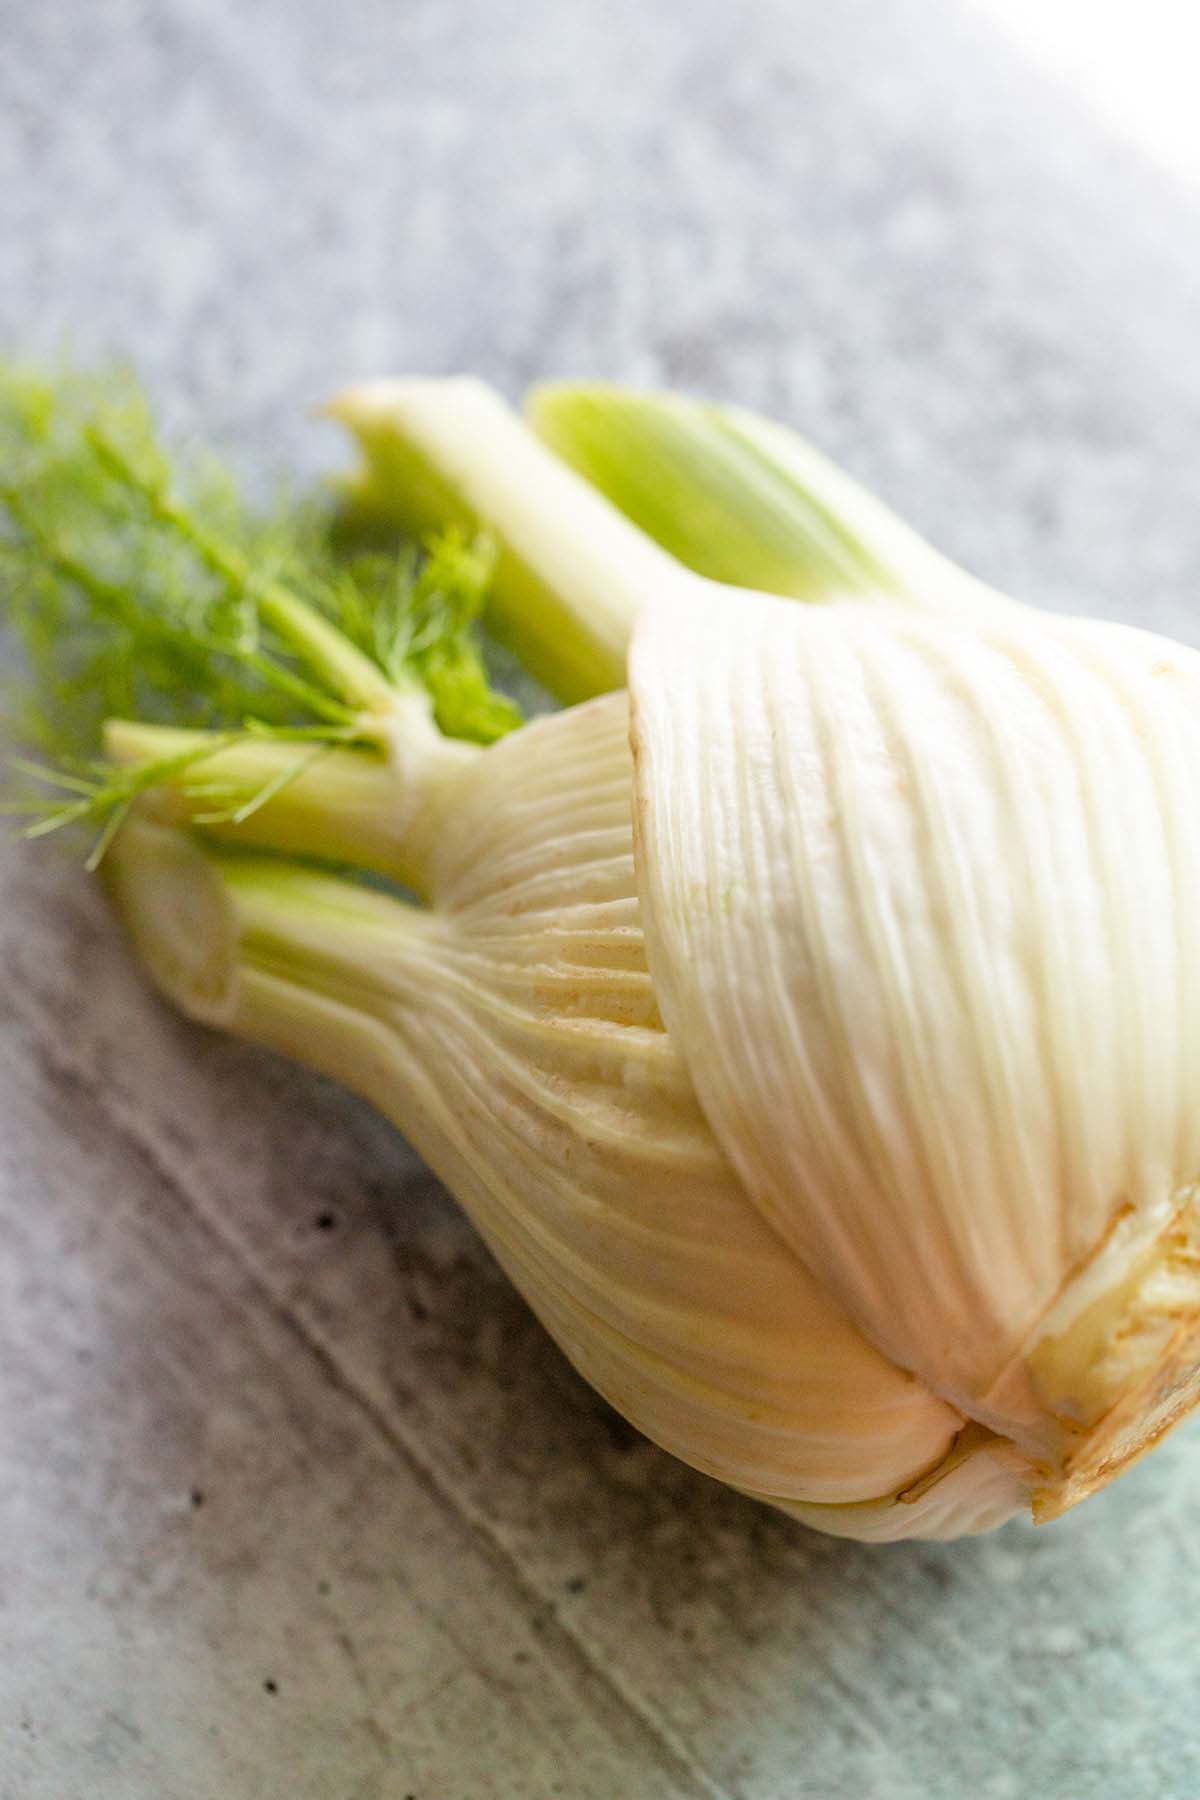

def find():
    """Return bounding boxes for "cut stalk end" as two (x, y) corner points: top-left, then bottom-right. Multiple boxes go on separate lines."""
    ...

(102, 813), (240, 1027)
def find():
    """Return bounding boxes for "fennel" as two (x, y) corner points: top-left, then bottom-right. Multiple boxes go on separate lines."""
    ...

(7, 363), (1200, 1541)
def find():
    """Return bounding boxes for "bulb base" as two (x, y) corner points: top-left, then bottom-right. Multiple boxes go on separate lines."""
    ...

(1030, 1192), (1200, 1519)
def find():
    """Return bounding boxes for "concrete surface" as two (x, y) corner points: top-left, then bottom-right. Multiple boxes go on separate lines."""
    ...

(3, 1), (1200, 1796)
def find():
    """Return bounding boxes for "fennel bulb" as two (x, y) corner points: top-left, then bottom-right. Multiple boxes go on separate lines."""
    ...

(6, 364), (1200, 1541)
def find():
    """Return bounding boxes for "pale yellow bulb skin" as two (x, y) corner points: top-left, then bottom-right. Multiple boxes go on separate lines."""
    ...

(328, 696), (993, 1526)
(631, 588), (1200, 1515)
(107, 575), (1200, 1537)
(113, 690), (1027, 1539)
(314, 374), (1200, 1531)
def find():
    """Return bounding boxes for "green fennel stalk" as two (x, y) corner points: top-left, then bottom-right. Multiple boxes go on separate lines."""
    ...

(329, 375), (988, 710)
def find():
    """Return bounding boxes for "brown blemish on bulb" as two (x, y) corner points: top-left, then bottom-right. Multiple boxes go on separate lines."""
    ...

(1030, 1188), (1200, 1520)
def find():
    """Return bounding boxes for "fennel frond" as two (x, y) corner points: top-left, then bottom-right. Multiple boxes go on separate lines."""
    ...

(0, 362), (520, 857)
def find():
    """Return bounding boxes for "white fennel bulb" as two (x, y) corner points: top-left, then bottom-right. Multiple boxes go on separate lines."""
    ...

(11, 365), (1200, 1542)
(326, 376), (1200, 1528)
(631, 586), (1200, 1519)
(106, 686), (1025, 1541)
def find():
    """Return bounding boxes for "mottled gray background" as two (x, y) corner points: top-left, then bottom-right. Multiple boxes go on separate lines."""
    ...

(2, 2), (1200, 1797)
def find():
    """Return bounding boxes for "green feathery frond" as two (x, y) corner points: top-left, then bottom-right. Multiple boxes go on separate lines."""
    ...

(0, 362), (521, 854)
(321, 532), (523, 744)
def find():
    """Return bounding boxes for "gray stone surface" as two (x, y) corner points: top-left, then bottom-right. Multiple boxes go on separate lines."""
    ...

(2, 1), (1200, 1796)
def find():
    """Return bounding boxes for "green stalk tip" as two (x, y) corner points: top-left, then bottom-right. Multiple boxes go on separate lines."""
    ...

(528, 382), (978, 611)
